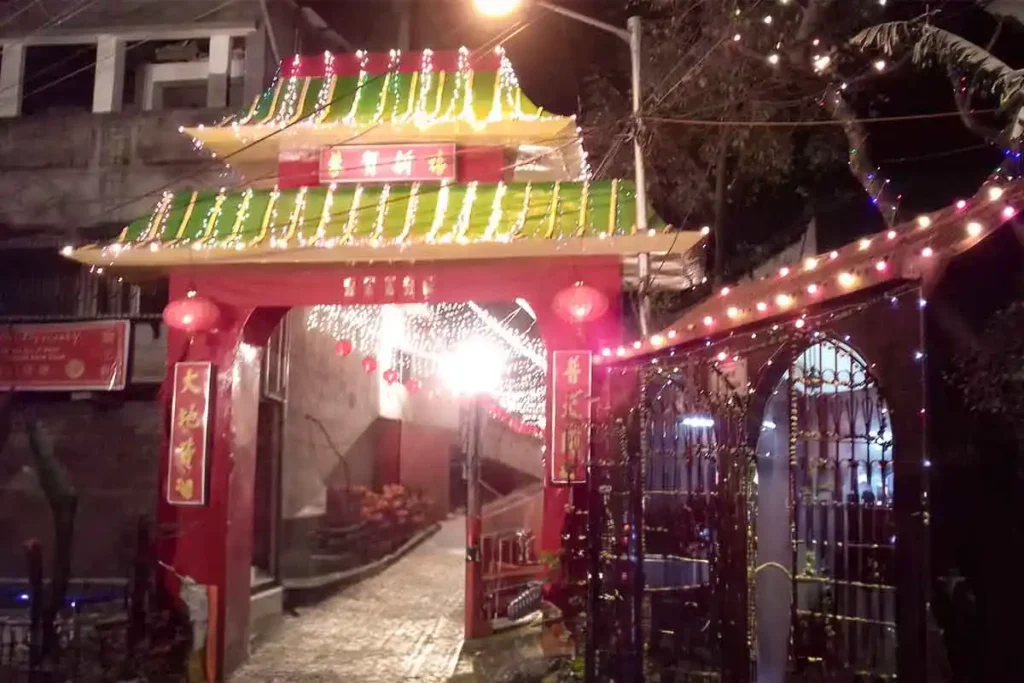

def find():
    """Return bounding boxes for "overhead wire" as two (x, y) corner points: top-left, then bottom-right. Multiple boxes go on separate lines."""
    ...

(643, 107), (1002, 127)
(27, 120), (613, 220)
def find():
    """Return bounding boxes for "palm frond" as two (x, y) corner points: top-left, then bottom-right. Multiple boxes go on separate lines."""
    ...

(850, 21), (1024, 110)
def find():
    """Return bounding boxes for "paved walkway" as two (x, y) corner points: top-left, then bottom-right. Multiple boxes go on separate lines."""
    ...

(233, 518), (465, 682)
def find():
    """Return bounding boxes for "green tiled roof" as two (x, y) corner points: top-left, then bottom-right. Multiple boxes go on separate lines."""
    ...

(119, 180), (661, 248)
(226, 50), (556, 130)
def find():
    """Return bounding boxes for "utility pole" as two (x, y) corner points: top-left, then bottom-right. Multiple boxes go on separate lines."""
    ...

(462, 397), (486, 639)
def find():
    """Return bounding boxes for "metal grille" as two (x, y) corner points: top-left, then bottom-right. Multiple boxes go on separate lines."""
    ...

(0, 249), (165, 321)
(752, 339), (897, 681)
(641, 360), (749, 681)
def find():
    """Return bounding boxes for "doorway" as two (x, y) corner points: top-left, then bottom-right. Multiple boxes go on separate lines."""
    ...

(252, 318), (287, 589)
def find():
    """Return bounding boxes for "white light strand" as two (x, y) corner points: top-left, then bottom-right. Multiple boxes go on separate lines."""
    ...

(305, 301), (547, 428)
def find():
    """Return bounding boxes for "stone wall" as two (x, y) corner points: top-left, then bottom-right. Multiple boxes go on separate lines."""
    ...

(0, 108), (231, 235)
(0, 398), (161, 579)
(281, 308), (381, 521)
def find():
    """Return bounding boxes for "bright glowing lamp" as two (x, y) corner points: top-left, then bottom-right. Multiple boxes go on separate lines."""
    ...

(473, 0), (521, 16)
(440, 337), (507, 396)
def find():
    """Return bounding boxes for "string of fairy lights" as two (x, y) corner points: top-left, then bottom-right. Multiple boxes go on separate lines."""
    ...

(208, 45), (553, 143)
(608, 177), (1020, 362)
(304, 299), (548, 434)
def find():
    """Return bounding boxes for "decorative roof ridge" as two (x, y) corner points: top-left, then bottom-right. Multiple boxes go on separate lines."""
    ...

(278, 46), (508, 81)
(603, 178), (1024, 363)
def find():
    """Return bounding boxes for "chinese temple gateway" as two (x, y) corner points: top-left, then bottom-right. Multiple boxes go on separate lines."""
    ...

(67, 47), (700, 677)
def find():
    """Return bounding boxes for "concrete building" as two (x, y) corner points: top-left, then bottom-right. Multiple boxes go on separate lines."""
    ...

(0, 0), (305, 593)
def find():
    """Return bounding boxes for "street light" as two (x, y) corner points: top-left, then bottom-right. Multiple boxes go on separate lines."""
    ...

(441, 336), (507, 640)
(473, 0), (652, 334)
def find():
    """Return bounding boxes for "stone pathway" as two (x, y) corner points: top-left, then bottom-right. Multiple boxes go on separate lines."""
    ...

(233, 518), (465, 682)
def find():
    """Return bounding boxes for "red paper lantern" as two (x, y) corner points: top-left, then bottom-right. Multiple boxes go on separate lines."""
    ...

(361, 356), (378, 373)
(383, 369), (400, 385)
(162, 291), (220, 333)
(334, 339), (354, 357)
(552, 281), (609, 323)
(405, 378), (421, 394)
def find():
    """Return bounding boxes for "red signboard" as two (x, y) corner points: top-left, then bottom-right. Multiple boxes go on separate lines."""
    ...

(318, 143), (457, 184)
(167, 362), (213, 506)
(550, 350), (593, 484)
(0, 320), (129, 391)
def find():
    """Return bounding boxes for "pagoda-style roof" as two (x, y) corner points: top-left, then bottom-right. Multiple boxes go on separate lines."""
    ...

(68, 180), (699, 269)
(185, 48), (577, 165)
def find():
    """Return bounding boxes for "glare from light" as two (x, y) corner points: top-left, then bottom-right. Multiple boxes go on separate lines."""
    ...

(473, 0), (521, 17)
(440, 337), (507, 396)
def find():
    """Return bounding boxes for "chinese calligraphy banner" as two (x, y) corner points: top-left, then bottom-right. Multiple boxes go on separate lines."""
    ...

(318, 143), (457, 184)
(550, 350), (593, 484)
(0, 320), (129, 391)
(167, 362), (213, 506)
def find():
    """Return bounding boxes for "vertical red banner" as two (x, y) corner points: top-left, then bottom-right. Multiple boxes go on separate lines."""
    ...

(550, 350), (593, 484)
(167, 362), (213, 506)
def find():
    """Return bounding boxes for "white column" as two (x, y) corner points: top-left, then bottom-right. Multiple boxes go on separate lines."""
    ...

(243, 28), (268, 105)
(92, 35), (126, 113)
(0, 41), (26, 118)
(207, 33), (232, 108)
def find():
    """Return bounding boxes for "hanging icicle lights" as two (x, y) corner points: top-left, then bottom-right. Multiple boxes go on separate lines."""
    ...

(218, 45), (550, 140)
(305, 300), (547, 428)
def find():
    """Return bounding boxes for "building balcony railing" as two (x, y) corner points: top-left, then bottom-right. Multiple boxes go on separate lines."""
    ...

(0, 249), (167, 323)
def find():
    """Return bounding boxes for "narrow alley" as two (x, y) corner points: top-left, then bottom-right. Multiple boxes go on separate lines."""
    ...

(232, 518), (465, 682)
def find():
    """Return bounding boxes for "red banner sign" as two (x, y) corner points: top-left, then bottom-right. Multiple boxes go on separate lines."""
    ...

(550, 350), (593, 484)
(0, 321), (129, 391)
(318, 143), (457, 184)
(167, 362), (213, 506)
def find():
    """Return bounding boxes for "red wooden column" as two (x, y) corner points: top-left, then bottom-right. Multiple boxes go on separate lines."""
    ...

(156, 278), (282, 679)
(527, 272), (623, 583)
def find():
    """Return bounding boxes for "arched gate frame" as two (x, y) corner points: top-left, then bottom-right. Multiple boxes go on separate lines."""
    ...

(585, 283), (931, 683)
(154, 257), (625, 676)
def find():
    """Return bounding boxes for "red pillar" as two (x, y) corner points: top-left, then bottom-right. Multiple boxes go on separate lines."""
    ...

(528, 271), (623, 580)
(156, 280), (280, 679)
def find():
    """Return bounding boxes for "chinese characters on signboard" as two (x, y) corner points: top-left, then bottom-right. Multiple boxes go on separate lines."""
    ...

(0, 320), (129, 391)
(318, 143), (457, 184)
(550, 350), (593, 484)
(166, 362), (213, 506)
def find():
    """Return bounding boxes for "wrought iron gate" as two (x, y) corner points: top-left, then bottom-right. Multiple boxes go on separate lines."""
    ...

(589, 337), (903, 683)
(588, 358), (752, 681)
(751, 340), (897, 681)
